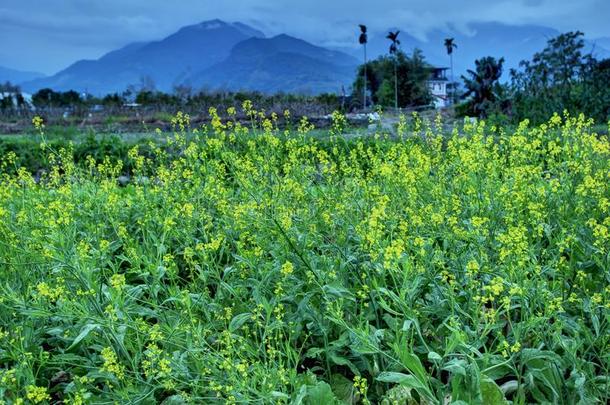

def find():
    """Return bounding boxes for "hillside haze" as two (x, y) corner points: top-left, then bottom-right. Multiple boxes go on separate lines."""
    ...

(0, 66), (45, 85)
(191, 34), (359, 94)
(21, 20), (267, 95)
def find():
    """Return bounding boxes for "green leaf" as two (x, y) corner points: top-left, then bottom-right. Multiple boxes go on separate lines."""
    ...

(443, 358), (467, 376)
(499, 380), (519, 395)
(293, 384), (308, 405)
(323, 284), (355, 300)
(330, 373), (355, 403)
(399, 352), (428, 385)
(377, 372), (424, 388)
(160, 394), (188, 404)
(229, 313), (251, 332)
(270, 391), (290, 399)
(480, 377), (508, 405)
(428, 351), (443, 362)
(304, 347), (325, 358)
(329, 353), (360, 376)
(67, 323), (100, 351)
(306, 381), (339, 404)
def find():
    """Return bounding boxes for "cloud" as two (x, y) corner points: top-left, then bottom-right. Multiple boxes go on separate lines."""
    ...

(1, 0), (608, 74)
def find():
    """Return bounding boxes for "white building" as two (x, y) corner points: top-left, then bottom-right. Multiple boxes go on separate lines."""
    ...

(0, 92), (34, 109)
(428, 67), (450, 108)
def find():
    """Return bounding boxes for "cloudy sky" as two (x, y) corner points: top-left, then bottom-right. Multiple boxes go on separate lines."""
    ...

(2, 0), (609, 74)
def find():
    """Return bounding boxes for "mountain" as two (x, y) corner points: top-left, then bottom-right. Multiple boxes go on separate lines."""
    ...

(22, 20), (265, 94)
(0, 65), (45, 85)
(592, 37), (610, 52)
(190, 34), (358, 94)
(18, 20), (610, 96)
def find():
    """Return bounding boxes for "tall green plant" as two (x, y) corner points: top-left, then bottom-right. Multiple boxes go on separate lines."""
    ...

(387, 31), (401, 110)
(358, 25), (368, 109)
(353, 49), (432, 108)
(444, 38), (458, 104)
(461, 56), (505, 117)
(509, 31), (606, 123)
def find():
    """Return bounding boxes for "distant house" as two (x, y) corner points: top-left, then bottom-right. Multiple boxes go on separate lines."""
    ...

(123, 102), (141, 108)
(427, 67), (449, 108)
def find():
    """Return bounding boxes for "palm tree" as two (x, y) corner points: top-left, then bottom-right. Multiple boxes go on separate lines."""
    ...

(387, 31), (401, 109)
(462, 56), (504, 117)
(444, 38), (457, 103)
(359, 24), (368, 109)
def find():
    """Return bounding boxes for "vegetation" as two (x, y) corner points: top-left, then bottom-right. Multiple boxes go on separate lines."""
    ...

(0, 82), (28, 111)
(443, 38), (457, 103)
(386, 31), (401, 110)
(0, 108), (608, 403)
(24, 88), (346, 111)
(509, 31), (610, 124)
(456, 31), (610, 123)
(4, 29), (609, 123)
(0, 131), (155, 175)
(458, 56), (507, 118)
(353, 50), (432, 108)
(32, 89), (83, 109)
(358, 25), (369, 109)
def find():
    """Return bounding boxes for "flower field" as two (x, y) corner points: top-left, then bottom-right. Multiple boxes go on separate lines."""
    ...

(0, 109), (609, 404)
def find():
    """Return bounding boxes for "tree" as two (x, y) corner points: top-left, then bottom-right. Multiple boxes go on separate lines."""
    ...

(102, 93), (124, 107)
(61, 90), (82, 106)
(461, 56), (506, 117)
(139, 75), (156, 92)
(585, 58), (610, 121)
(444, 38), (457, 103)
(0, 95), (13, 111)
(32, 88), (61, 108)
(358, 24), (368, 109)
(353, 49), (432, 108)
(173, 84), (193, 103)
(0, 81), (22, 111)
(0, 81), (20, 93)
(386, 31), (401, 110)
(509, 31), (598, 123)
(32, 88), (83, 108)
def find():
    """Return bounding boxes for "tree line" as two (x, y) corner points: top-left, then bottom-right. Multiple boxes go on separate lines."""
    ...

(0, 85), (346, 114)
(355, 26), (610, 124)
(454, 31), (610, 123)
(3, 29), (610, 124)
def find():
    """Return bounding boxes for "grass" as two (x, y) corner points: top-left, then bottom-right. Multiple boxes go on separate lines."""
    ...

(0, 109), (608, 404)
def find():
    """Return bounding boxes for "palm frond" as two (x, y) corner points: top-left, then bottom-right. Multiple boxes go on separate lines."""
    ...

(359, 25), (368, 44)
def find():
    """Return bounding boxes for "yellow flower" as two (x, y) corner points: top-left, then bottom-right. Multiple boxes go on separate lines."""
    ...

(280, 261), (294, 277)
(36, 281), (65, 302)
(100, 347), (125, 380)
(109, 274), (126, 291)
(466, 259), (479, 277)
(26, 385), (51, 404)
(32, 116), (45, 132)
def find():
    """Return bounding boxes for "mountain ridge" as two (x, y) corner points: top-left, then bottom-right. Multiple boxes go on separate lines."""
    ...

(21, 20), (267, 94)
(15, 20), (610, 95)
(191, 34), (358, 94)
(0, 66), (46, 85)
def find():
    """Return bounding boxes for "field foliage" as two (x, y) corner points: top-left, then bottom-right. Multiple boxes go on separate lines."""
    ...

(0, 108), (609, 404)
